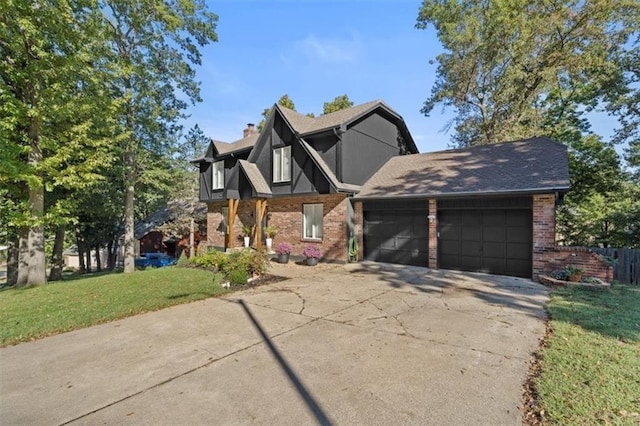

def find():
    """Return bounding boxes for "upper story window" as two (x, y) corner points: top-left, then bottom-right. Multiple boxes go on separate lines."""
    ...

(212, 160), (224, 190)
(273, 146), (291, 183)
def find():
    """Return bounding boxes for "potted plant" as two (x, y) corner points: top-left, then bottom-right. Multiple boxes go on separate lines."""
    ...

(241, 224), (253, 248)
(564, 265), (585, 282)
(264, 225), (277, 252)
(275, 242), (292, 264)
(303, 245), (322, 266)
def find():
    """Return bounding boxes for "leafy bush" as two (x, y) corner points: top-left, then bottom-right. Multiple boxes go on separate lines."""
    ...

(302, 245), (322, 259)
(275, 242), (292, 256)
(550, 269), (569, 280)
(189, 250), (228, 271)
(189, 248), (269, 285)
(225, 249), (268, 276)
(227, 267), (249, 285)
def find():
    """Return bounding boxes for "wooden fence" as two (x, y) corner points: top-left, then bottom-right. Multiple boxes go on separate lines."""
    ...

(589, 247), (640, 285)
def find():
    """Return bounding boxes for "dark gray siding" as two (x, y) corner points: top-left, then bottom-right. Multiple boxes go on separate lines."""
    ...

(341, 112), (403, 185)
(198, 152), (248, 201)
(249, 113), (330, 196)
(306, 133), (338, 178)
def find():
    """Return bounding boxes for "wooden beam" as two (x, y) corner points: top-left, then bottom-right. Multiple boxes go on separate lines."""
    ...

(255, 199), (268, 251)
(227, 198), (239, 249)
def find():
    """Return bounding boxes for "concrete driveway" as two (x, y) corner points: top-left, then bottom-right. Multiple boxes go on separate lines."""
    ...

(0, 262), (548, 425)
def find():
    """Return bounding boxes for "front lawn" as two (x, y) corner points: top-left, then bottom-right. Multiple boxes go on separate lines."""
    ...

(535, 284), (640, 424)
(0, 267), (226, 347)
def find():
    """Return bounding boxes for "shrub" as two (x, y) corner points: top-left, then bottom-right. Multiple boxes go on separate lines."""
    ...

(189, 249), (228, 271)
(275, 242), (292, 256)
(302, 245), (322, 259)
(564, 265), (585, 276)
(224, 249), (269, 276)
(227, 267), (249, 285)
(550, 269), (568, 280)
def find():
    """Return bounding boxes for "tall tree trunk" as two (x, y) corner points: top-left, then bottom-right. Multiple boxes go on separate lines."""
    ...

(77, 235), (86, 274)
(123, 171), (135, 273)
(16, 227), (29, 287)
(85, 246), (92, 273)
(107, 239), (114, 270)
(95, 245), (102, 272)
(25, 116), (46, 286)
(49, 226), (65, 281)
(7, 237), (19, 286)
(189, 217), (195, 258)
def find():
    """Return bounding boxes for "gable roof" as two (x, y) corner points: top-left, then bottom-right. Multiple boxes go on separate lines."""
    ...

(355, 137), (570, 200)
(238, 160), (272, 197)
(194, 100), (416, 162)
(134, 202), (207, 239)
(299, 139), (362, 194)
(213, 133), (260, 156)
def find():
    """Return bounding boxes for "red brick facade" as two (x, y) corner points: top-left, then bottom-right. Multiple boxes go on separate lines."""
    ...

(207, 194), (350, 262)
(531, 194), (612, 282)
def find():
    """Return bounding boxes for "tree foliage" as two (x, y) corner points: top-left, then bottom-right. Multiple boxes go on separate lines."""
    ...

(417, 0), (640, 248)
(416, 0), (638, 147)
(258, 94), (295, 132)
(322, 94), (354, 114)
(100, 0), (218, 272)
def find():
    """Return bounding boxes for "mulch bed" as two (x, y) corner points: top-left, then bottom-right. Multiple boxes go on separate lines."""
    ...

(244, 274), (289, 288)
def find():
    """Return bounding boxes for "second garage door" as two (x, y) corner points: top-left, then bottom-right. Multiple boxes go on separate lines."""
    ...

(363, 201), (428, 266)
(438, 207), (532, 278)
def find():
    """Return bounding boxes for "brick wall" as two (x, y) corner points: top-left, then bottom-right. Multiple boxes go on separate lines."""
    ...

(267, 194), (349, 262)
(428, 199), (437, 269)
(532, 194), (557, 278)
(207, 194), (350, 262)
(538, 246), (613, 282)
(206, 202), (226, 249)
(354, 201), (364, 261)
(531, 194), (612, 282)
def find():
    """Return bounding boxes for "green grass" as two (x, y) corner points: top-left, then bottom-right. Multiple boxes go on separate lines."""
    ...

(0, 267), (227, 347)
(536, 284), (640, 424)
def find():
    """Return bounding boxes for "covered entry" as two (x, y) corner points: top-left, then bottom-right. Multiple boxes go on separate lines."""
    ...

(363, 201), (428, 266)
(438, 198), (533, 278)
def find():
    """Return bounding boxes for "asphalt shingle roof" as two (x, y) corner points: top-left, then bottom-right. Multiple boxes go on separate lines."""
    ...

(213, 133), (260, 155)
(238, 160), (272, 196)
(355, 137), (570, 199)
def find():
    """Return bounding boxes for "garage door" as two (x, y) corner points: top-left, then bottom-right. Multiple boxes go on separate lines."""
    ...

(363, 202), (428, 266)
(438, 208), (532, 278)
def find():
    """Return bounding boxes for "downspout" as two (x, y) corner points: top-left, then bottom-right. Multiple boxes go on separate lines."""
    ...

(333, 125), (345, 182)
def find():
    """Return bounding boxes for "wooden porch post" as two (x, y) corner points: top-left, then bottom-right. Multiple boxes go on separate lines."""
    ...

(255, 199), (268, 251)
(227, 198), (239, 249)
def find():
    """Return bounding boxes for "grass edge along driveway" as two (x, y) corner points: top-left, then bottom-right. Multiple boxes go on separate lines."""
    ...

(535, 284), (640, 424)
(0, 267), (226, 347)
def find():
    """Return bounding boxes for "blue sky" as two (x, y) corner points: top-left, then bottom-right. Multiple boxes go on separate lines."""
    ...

(184, 0), (617, 154)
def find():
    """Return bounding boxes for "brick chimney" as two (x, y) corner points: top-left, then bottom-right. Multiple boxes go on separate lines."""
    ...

(243, 123), (256, 138)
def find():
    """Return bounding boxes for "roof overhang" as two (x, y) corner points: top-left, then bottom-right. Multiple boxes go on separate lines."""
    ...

(353, 187), (570, 201)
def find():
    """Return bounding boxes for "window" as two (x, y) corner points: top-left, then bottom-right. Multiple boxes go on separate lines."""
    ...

(303, 204), (323, 240)
(212, 161), (224, 190)
(273, 146), (291, 183)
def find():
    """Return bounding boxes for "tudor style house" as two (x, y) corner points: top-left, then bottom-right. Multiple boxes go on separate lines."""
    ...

(195, 100), (611, 281)
(193, 100), (418, 262)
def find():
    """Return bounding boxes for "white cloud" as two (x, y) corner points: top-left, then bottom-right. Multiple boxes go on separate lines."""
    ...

(282, 32), (363, 65)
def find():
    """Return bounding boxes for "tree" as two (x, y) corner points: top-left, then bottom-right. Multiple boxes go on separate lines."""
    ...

(101, 0), (218, 273)
(158, 124), (209, 257)
(322, 94), (353, 114)
(416, 0), (637, 147)
(257, 94), (296, 132)
(0, 0), (113, 286)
